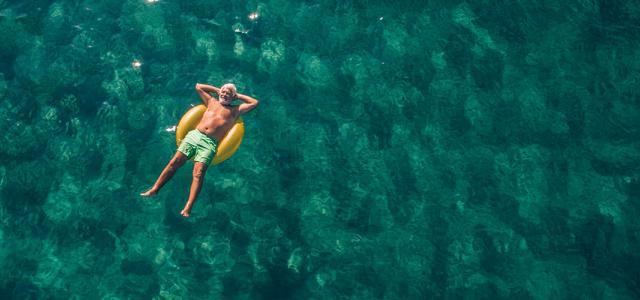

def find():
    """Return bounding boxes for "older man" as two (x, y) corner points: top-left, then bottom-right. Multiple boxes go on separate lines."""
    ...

(141, 83), (259, 217)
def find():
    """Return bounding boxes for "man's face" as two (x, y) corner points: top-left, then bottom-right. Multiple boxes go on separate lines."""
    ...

(219, 87), (235, 102)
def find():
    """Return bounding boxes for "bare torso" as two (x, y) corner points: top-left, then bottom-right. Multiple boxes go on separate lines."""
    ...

(196, 99), (238, 142)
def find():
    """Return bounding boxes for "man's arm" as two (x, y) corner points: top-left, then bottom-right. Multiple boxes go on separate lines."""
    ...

(194, 83), (219, 105)
(237, 93), (259, 115)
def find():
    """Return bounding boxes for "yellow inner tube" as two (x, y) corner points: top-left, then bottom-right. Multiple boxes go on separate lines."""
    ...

(176, 104), (245, 165)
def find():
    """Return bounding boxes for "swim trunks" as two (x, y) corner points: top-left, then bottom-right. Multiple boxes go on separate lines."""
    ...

(177, 129), (218, 165)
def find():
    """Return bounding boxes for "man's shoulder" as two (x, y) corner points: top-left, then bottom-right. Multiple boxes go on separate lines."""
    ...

(230, 105), (241, 116)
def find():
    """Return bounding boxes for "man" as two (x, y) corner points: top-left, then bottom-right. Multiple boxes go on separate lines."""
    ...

(141, 83), (259, 217)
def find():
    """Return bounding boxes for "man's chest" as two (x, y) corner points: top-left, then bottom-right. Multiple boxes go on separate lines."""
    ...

(204, 106), (235, 123)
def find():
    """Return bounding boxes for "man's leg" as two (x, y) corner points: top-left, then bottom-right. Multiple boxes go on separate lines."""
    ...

(141, 151), (189, 197)
(180, 162), (208, 217)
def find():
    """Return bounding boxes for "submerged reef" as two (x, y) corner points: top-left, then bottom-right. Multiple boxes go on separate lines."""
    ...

(1, 0), (640, 299)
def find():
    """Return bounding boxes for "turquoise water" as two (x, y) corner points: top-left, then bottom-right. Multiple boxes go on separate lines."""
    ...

(1, 0), (640, 298)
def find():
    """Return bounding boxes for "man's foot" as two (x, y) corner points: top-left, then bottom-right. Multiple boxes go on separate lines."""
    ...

(140, 188), (158, 197)
(180, 208), (191, 218)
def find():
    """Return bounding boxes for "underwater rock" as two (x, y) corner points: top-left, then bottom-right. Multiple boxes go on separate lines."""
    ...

(517, 86), (553, 133)
(193, 31), (219, 62)
(0, 72), (6, 100)
(471, 49), (504, 91)
(35, 105), (63, 136)
(233, 34), (245, 57)
(588, 141), (640, 176)
(43, 173), (79, 222)
(291, 4), (326, 44)
(119, 1), (175, 59)
(40, 56), (80, 95)
(464, 95), (494, 137)
(97, 101), (123, 125)
(189, 233), (235, 273)
(585, 99), (640, 143)
(42, 2), (73, 45)
(340, 54), (384, 98)
(0, 18), (30, 59)
(102, 67), (145, 103)
(59, 94), (80, 116)
(297, 53), (335, 90)
(452, 3), (502, 52)
(382, 20), (411, 60)
(323, 9), (360, 54)
(98, 133), (127, 185)
(257, 39), (285, 73)
(0, 120), (47, 159)
(13, 37), (46, 86)
(4, 159), (56, 206)
(493, 145), (551, 223)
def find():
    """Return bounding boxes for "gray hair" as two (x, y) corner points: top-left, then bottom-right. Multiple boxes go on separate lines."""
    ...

(221, 83), (237, 96)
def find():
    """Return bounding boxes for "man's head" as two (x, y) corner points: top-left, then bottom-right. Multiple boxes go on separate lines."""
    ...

(219, 83), (237, 105)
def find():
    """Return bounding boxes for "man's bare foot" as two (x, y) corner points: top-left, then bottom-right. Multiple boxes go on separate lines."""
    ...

(180, 208), (191, 218)
(140, 188), (158, 197)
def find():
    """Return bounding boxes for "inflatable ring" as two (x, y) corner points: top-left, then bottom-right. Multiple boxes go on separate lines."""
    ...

(176, 104), (245, 165)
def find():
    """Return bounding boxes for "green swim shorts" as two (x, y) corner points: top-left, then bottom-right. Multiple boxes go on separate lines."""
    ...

(178, 129), (218, 165)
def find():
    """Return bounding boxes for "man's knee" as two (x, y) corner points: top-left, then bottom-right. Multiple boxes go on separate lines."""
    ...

(168, 160), (180, 171)
(192, 164), (207, 179)
(170, 153), (188, 168)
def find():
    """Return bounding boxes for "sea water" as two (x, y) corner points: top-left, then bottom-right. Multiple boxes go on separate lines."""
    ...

(1, 0), (640, 299)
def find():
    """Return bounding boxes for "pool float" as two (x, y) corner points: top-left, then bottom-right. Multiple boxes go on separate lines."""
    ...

(176, 104), (245, 165)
